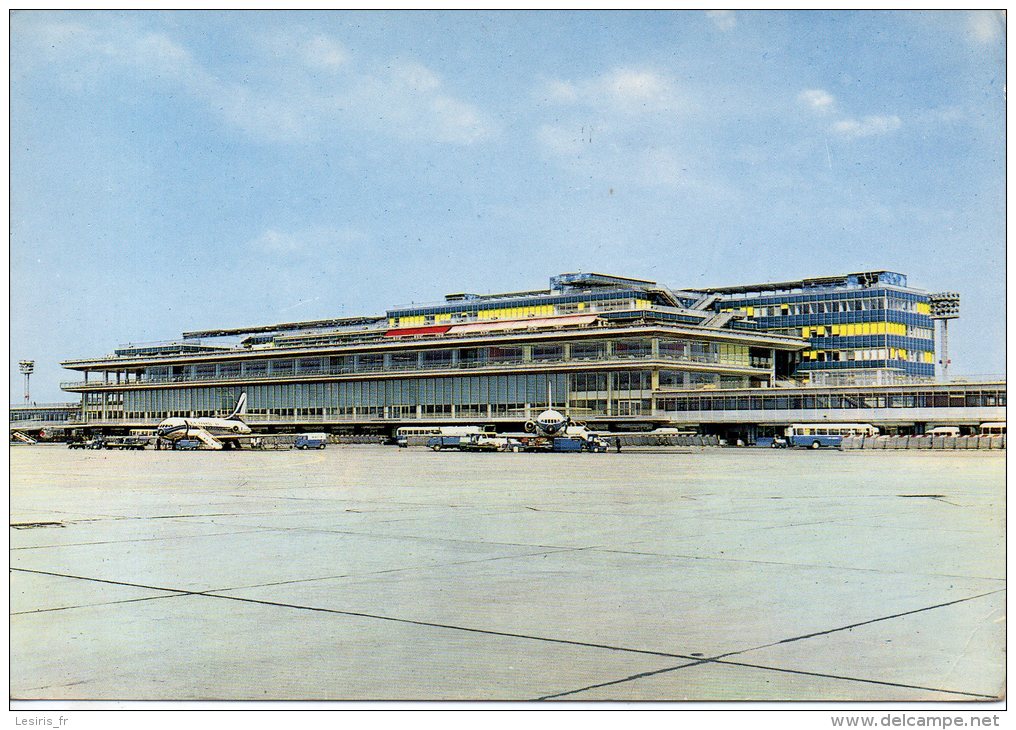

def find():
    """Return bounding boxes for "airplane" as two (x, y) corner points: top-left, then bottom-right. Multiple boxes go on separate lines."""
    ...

(155, 393), (251, 450)
(522, 381), (572, 437)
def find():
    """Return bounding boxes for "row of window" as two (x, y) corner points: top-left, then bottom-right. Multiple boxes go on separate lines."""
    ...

(754, 311), (933, 330)
(10, 409), (79, 422)
(801, 349), (933, 364)
(114, 370), (672, 418)
(658, 389), (1006, 412)
(797, 322), (933, 339)
(717, 286), (925, 309)
(135, 337), (769, 385)
(388, 290), (647, 322)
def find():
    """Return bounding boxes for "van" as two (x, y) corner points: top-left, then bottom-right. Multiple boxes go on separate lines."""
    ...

(926, 426), (960, 437)
(294, 433), (328, 450)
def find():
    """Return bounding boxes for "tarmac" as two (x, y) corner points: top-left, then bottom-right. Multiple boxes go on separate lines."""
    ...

(9, 445), (1005, 702)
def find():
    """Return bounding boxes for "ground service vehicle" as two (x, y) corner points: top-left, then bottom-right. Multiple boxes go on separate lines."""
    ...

(295, 433), (328, 449)
(102, 437), (148, 450)
(68, 438), (104, 450)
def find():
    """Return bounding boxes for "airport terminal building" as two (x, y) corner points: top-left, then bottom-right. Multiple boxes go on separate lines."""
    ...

(58, 271), (1004, 437)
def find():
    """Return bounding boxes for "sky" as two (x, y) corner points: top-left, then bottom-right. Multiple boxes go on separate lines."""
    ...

(9, 10), (1006, 402)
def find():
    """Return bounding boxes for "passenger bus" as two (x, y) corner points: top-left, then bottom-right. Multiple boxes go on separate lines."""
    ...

(395, 424), (496, 446)
(979, 422), (1006, 436)
(785, 423), (878, 449)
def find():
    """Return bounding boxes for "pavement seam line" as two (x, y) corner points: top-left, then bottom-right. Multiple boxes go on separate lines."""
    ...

(535, 591), (1005, 701)
(535, 660), (709, 700)
(593, 547), (1006, 582)
(713, 588), (1006, 659)
(710, 659), (998, 700)
(9, 567), (698, 662)
(10, 593), (186, 616)
(10, 528), (279, 551)
(202, 546), (595, 593)
(537, 656), (995, 701)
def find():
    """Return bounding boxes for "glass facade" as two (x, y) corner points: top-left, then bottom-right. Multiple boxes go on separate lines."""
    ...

(102, 365), (727, 422)
(60, 270), (972, 430)
(707, 273), (936, 381)
(657, 385), (1006, 413)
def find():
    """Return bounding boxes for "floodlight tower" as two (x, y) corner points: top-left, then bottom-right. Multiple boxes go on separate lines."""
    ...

(18, 360), (35, 404)
(928, 292), (960, 381)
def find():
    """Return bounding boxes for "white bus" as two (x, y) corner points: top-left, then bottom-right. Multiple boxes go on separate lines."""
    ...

(786, 423), (878, 449)
(979, 422), (1006, 436)
(395, 424), (496, 446)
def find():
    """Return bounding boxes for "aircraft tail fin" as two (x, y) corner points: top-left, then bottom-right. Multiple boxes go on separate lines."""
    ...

(227, 392), (248, 421)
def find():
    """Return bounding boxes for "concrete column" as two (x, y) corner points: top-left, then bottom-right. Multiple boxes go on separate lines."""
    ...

(651, 338), (660, 358)
(562, 343), (571, 361)
(522, 346), (532, 362)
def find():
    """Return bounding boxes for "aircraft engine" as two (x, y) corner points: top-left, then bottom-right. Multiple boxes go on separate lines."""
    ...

(524, 421), (536, 433)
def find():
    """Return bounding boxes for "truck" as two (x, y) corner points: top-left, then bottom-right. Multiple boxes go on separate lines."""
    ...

(294, 433), (328, 450)
(427, 435), (462, 451)
(68, 437), (104, 450)
(102, 436), (149, 451)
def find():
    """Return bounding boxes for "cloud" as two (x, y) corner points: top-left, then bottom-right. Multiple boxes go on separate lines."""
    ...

(797, 86), (900, 141)
(300, 34), (348, 70)
(536, 124), (589, 157)
(831, 115), (902, 138)
(798, 88), (836, 114)
(534, 68), (693, 188)
(967, 10), (1004, 45)
(705, 10), (736, 31)
(19, 18), (493, 146)
(540, 67), (680, 115)
(249, 227), (366, 256)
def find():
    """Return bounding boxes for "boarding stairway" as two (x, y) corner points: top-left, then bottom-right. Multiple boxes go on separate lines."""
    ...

(688, 293), (720, 311)
(191, 429), (224, 450)
(701, 310), (738, 329)
(10, 431), (37, 445)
